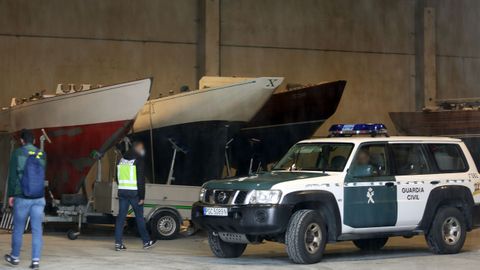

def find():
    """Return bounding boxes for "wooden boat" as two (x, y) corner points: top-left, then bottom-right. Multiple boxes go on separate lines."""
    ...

(0, 78), (151, 197)
(390, 99), (480, 168)
(231, 80), (346, 175)
(131, 77), (283, 185)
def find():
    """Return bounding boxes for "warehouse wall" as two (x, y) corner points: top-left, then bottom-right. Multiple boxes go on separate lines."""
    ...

(0, 0), (199, 106)
(0, 0), (478, 132)
(219, 0), (416, 134)
(433, 0), (480, 99)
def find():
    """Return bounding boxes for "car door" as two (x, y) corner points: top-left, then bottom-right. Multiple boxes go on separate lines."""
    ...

(343, 143), (398, 228)
(390, 143), (434, 227)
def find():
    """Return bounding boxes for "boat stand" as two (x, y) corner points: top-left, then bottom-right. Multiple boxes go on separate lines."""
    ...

(42, 130), (105, 240)
(44, 155), (105, 240)
(0, 139), (16, 231)
(224, 138), (234, 177)
(166, 138), (187, 185)
(248, 138), (262, 175)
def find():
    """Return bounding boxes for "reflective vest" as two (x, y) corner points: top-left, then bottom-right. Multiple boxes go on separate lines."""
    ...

(117, 158), (137, 190)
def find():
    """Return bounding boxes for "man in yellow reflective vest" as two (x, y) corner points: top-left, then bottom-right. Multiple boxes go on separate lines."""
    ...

(114, 141), (156, 251)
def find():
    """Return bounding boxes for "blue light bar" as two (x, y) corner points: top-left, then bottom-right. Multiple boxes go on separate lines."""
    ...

(329, 123), (388, 136)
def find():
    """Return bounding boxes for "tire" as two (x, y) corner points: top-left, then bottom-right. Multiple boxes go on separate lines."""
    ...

(285, 210), (327, 264)
(353, 238), (388, 251)
(426, 206), (467, 254)
(67, 229), (79, 240)
(149, 211), (181, 240)
(207, 232), (247, 258)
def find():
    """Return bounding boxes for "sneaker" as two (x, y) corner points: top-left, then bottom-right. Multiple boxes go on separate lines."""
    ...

(115, 244), (127, 251)
(4, 254), (20, 266)
(143, 240), (157, 250)
(30, 261), (40, 269)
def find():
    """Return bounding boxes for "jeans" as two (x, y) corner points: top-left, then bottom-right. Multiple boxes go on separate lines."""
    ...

(115, 190), (150, 245)
(12, 197), (45, 261)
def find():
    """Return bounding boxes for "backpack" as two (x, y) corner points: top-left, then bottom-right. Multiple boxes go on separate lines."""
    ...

(20, 148), (45, 198)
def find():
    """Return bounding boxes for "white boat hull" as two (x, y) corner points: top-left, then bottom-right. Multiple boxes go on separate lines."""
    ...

(130, 77), (283, 185)
(7, 79), (151, 132)
(133, 77), (283, 132)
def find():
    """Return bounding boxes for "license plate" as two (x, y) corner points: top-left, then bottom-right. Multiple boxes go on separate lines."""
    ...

(203, 207), (228, 217)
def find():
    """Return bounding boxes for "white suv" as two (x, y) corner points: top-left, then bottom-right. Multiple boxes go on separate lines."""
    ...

(192, 124), (480, 264)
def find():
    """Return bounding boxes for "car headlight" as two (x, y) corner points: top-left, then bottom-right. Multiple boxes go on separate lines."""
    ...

(249, 190), (282, 204)
(199, 188), (207, 202)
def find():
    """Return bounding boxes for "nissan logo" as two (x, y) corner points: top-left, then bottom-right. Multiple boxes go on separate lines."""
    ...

(217, 192), (228, 203)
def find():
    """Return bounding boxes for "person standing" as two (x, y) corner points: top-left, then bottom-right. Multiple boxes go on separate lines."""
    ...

(4, 129), (46, 270)
(114, 141), (156, 251)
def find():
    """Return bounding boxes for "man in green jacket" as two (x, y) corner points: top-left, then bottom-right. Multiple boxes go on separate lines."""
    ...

(4, 129), (46, 270)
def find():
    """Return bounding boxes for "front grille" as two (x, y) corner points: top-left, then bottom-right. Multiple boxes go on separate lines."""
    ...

(234, 191), (248, 204)
(213, 190), (235, 204)
(203, 190), (250, 205)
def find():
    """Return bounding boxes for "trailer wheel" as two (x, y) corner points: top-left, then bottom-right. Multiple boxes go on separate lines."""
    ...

(67, 229), (79, 240)
(149, 211), (181, 240)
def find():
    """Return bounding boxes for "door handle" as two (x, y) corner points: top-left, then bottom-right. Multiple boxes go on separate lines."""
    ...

(430, 180), (440, 185)
(385, 182), (395, 187)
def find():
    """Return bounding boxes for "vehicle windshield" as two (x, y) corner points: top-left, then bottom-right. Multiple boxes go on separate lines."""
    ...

(273, 143), (354, 172)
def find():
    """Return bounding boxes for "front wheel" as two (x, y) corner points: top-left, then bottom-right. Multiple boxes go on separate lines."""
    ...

(285, 210), (327, 264)
(353, 238), (388, 251)
(208, 232), (247, 258)
(426, 206), (467, 254)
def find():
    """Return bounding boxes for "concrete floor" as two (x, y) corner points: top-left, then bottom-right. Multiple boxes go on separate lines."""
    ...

(0, 228), (479, 270)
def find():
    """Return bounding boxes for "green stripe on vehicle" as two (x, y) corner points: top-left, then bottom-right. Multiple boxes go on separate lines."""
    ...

(127, 204), (192, 215)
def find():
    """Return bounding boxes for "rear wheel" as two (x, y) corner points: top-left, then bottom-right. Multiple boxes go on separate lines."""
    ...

(353, 238), (388, 251)
(149, 211), (181, 240)
(285, 210), (327, 264)
(426, 206), (467, 254)
(208, 232), (247, 258)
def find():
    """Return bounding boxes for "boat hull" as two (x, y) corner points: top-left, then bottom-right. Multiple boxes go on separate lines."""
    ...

(231, 121), (325, 175)
(231, 81), (346, 174)
(133, 77), (283, 131)
(31, 120), (133, 195)
(389, 111), (480, 137)
(5, 78), (152, 197)
(130, 77), (284, 186)
(132, 120), (244, 185)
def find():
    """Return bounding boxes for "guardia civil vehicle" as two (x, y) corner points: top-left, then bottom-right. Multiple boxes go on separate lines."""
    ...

(192, 124), (480, 264)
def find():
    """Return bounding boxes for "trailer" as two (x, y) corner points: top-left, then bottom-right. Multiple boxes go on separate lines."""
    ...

(1, 148), (201, 240)
(1, 125), (201, 240)
(94, 182), (200, 240)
